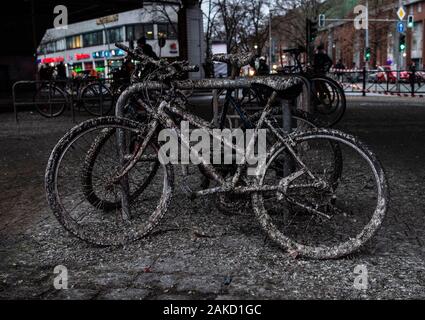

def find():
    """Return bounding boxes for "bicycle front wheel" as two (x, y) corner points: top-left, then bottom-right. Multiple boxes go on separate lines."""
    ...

(252, 129), (388, 259)
(81, 126), (160, 211)
(45, 116), (174, 245)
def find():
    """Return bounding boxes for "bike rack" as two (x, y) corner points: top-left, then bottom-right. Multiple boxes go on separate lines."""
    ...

(12, 80), (74, 123)
(114, 75), (312, 218)
(12, 78), (117, 123)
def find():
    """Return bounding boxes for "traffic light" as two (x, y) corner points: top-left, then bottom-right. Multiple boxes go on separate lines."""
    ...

(318, 14), (325, 28)
(365, 47), (371, 62)
(407, 15), (414, 28)
(306, 19), (318, 43)
(399, 34), (406, 52)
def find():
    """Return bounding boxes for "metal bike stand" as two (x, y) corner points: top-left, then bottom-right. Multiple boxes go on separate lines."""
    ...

(212, 89), (219, 126)
(115, 94), (132, 219)
(99, 79), (104, 116)
(70, 81), (76, 123)
(12, 82), (19, 124)
(12, 80), (74, 124)
(66, 79), (73, 123)
(48, 81), (52, 118)
(282, 98), (294, 177)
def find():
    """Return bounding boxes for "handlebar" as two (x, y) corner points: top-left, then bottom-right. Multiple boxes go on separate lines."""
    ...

(115, 42), (199, 73)
(181, 65), (199, 73)
(115, 42), (160, 66)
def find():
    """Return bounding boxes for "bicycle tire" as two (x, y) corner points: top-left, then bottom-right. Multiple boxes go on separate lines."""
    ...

(80, 82), (113, 116)
(310, 77), (346, 127)
(252, 128), (388, 259)
(45, 116), (174, 245)
(33, 83), (68, 118)
(81, 127), (160, 211)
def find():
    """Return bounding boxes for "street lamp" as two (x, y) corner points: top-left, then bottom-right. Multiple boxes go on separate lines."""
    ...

(269, 9), (277, 72)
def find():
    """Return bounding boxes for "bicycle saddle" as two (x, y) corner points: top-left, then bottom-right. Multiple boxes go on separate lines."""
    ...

(212, 52), (256, 69)
(251, 75), (303, 93)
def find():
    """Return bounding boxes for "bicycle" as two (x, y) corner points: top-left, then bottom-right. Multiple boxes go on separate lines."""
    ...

(45, 44), (388, 259)
(81, 48), (320, 215)
(279, 47), (347, 127)
(33, 71), (114, 117)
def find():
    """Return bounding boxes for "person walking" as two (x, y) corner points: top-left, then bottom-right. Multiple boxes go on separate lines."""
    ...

(56, 61), (67, 80)
(334, 59), (345, 81)
(313, 44), (333, 76)
(136, 36), (159, 60)
(257, 57), (270, 76)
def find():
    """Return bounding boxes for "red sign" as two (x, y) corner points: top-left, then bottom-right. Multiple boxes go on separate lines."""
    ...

(75, 53), (91, 60)
(42, 57), (64, 64)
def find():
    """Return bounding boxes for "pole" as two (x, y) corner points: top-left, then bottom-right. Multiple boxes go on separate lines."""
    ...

(103, 23), (111, 76)
(365, 0), (369, 69)
(269, 11), (272, 72)
(397, 0), (403, 91)
(30, 0), (39, 81)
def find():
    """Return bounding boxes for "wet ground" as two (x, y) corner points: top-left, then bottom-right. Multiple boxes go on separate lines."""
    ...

(0, 96), (424, 299)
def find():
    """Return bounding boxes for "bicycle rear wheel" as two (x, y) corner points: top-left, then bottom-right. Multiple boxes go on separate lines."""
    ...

(311, 77), (346, 127)
(45, 116), (174, 245)
(80, 82), (113, 116)
(33, 84), (68, 118)
(252, 129), (388, 259)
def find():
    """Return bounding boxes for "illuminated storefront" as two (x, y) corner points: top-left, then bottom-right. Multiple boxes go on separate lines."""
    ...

(36, 6), (180, 77)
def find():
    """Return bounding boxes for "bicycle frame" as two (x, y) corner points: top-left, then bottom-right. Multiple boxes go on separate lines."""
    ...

(111, 76), (316, 218)
(114, 92), (318, 201)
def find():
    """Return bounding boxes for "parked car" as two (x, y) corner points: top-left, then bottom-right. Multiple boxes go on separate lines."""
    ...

(368, 66), (410, 83)
(415, 71), (425, 83)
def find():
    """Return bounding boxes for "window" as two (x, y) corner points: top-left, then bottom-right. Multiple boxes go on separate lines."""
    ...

(126, 24), (154, 41)
(39, 42), (56, 54)
(418, 3), (422, 13)
(83, 31), (103, 47)
(106, 27), (123, 44)
(47, 42), (56, 53)
(56, 39), (66, 51)
(66, 35), (82, 49)
(157, 23), (178, 40)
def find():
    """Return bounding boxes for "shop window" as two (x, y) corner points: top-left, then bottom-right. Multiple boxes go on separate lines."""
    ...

(83, 31), (104, 47)
(56, 39), (66, 51)
(84, 62), (93, 70)
(40, 42), (56, 54)
(157, 23), (178, 40)
(106, 27), (123, 44)
(66, 35), (82, 49)
(126, 24), (154, 41)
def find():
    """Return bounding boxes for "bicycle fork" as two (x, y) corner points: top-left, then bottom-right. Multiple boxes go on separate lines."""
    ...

(112, 100), (167, 220)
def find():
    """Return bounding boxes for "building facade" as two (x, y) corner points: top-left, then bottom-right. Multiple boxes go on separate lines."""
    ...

(37, 5), (180, 77)
(406, 0), (425, 68)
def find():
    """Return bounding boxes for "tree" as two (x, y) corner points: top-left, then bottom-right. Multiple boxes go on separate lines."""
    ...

(237, 0), (270, 55)
(272, 0), (328, 48)
(212, 0), (245, 53)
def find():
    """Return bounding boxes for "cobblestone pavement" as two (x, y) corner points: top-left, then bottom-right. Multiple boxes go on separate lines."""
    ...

(0, 96), (424, 300)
